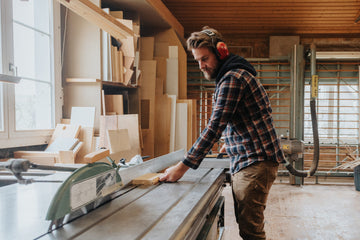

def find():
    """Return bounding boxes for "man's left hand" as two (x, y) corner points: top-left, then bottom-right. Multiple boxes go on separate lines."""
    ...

(159, 161), (189, 182)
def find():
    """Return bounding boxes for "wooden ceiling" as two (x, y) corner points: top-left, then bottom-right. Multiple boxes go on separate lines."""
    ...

(161, 0), (360, 38)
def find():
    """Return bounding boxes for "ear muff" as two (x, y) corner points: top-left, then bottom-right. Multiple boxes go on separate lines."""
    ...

(216, 41), (229, 60)
(201, 29), (229, 60)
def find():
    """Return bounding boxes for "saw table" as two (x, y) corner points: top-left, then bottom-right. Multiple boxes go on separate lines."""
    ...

(0, 150), (229, 240)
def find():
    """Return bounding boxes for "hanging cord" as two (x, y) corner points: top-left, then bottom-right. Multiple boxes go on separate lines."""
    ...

(283, 98), (320, 177)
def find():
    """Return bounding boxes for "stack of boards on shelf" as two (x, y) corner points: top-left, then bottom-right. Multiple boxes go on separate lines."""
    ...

(102, 9), (140, 86)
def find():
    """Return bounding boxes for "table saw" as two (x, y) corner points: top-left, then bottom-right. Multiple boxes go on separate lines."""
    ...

(0, 150), (230, 240)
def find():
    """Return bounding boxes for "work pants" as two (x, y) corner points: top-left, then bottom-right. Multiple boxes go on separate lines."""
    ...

(231, 160), (278, 240)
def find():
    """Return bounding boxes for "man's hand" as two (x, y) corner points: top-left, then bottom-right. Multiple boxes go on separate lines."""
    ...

(159, 161), (190, 182)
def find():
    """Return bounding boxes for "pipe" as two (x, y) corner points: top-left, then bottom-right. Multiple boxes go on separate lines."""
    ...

(284, 43), (320, 177)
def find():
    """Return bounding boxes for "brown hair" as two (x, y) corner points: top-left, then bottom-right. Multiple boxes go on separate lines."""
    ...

(186, 26), (224, 52)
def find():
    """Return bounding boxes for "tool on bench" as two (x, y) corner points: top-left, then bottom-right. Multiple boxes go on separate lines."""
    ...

(0, 149), (123, 232)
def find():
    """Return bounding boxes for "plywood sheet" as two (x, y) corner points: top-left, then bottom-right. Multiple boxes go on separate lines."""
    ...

(49, 124), (81, 146)
(140, 37), (155, 60)
(166, 58), (179, 97)
(45, 137), (79, 152)
(154, 94), (171, 157)
(107, 129), (131, 153)
(175, 102), (188, 151)
(99, 115), (118, 148)
(117, 114), (141, 154)
(105, 94), (124, 115)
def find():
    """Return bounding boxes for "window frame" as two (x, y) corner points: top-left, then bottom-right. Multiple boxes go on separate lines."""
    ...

(0, 0), (62, 148)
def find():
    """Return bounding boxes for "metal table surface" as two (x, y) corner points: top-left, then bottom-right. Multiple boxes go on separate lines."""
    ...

(0, 152), (227, 240)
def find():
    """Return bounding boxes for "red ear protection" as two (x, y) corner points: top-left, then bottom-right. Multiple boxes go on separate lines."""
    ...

(216, 42), (229, 60)
(201, 29), (229, 60)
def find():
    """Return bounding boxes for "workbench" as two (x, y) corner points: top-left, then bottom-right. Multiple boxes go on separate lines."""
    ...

(0, 151), (230, 240)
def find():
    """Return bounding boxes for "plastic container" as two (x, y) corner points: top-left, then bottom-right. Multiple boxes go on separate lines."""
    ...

(354, 165), (360, 191)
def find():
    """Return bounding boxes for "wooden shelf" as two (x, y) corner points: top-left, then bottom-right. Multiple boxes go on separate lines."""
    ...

(66, 78), (138, 89)
(101, 0), (184, 41)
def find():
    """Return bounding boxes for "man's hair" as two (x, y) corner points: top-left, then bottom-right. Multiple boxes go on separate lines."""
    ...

(186, 26), (224, 52)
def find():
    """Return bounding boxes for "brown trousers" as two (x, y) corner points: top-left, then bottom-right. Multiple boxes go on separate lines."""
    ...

(231, 161), (278, 240)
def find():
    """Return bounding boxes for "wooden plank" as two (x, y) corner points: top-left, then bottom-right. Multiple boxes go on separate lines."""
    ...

(49, 124), (81, 146)
(66, 78), (101, 83)
(57, 0), (133, 39)
(154, 94), (171, 157)
(105, 94), (124, 115)
(140, 37), (155, 60)
(45, 137), (79, 152)
(175, 102), (188, 151)
(131, 173), (162, 185)
(169, 95), (177, 152)
(99, 115), (118, 148)
(117, 114), (141, 155)
(75, 127), (94, 163)
(166, 58), (179, 97)
(106, 129), (131, 154)
(83, 149), (110, 163)
(139, 60), (157, 158)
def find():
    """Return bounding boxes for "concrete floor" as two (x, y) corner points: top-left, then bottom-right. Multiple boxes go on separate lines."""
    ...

(223, 181), (360, 240)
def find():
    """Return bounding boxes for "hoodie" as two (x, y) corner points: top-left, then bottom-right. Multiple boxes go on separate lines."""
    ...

(215, 53), (257, 84)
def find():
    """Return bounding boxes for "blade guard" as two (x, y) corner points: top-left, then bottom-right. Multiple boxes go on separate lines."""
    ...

(46, 162), (122, 222)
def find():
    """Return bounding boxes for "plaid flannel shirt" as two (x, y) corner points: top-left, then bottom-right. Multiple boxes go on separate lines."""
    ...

(183, 68), (285, 174)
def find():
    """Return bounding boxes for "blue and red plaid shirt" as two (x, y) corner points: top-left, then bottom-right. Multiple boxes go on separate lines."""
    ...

(183, 56), (285, 174)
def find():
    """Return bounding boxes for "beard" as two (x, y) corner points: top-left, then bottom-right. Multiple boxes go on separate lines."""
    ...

(202, 65), (218, 80)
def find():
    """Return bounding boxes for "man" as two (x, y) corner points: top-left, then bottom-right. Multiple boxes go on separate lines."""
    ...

(159, 26), (285, 240)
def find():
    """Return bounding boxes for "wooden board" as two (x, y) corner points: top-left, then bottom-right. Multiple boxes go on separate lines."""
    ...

(105, 94), (124, 115)
(75, 126), (94, 163)
(166, 58), (179, 97)
(139, 60), (157, 158)
(107, 129), (131, 153)
(45, 137), (79, 152)
(99, 115), (118, 148)
(83, 149), (110, 163)
(175, 102), (188, 151)
(49, 124), (81, 146)
(131, 173), (162, 185)
(140, 37), (155, 60)
(168, 95), (177, 152)
(117, 114), (141, 155)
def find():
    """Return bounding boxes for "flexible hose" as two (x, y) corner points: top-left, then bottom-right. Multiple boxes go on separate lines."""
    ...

(284, 99), (319, 177)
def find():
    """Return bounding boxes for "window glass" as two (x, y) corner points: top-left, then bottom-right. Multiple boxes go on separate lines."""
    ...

(13, 22), (51, 82)
(13, 0), (50, 34)
(13, 0), (53, 131)
(15, 80), (51, 130)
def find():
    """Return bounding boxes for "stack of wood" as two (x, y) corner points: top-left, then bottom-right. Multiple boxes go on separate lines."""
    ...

(102, 9), (140, 86)
(332, 145), (360, 170)
(139, 29), (198, 160)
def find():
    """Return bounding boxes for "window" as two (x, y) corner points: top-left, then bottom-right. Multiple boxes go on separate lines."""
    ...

(304, 61), (360, 171)
(0, 0), (61, 148)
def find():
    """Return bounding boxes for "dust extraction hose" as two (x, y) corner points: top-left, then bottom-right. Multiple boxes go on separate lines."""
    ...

(284, 98), (320, 177)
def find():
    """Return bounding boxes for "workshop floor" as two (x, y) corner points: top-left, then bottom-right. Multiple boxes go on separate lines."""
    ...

(223, 180), (360, 240)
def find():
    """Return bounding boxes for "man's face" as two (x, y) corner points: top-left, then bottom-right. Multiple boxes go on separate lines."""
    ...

(192, 47), (219, 80)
